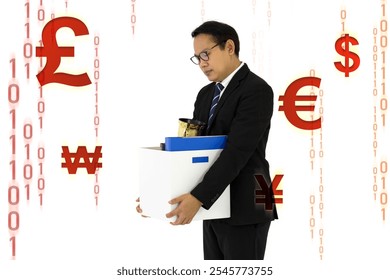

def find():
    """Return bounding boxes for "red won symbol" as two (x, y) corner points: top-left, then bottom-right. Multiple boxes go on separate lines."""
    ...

(61, 146), (102, 174)
(255, 174), (283, 210)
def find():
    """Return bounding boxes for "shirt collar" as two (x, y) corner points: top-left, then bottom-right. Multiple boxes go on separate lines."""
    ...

(218, 62), (244, 90)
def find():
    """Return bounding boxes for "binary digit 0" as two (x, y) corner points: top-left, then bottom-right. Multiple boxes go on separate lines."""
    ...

(340, 8), (346, 33)
(381, 97), (387, 126)
(24, 0), (32, 80)
(374, 166), (379, 201)
(37, 0), (46, 76)
(37, 86), (46, 206)
(200, 0), (205, 22)
(373, 27), (379, 201)
(319, 228), (324, 260)
(381, 192), (387, 221)
(9, 56), (20, 259)
(267, 0), (271, 27)
(37, 15), (46, 209)
(307, 69), (325, 259)
(318, 89), (324, 163)
(38, 144), (45, 206)
(131, 0), (136, 36)
(8, 182), (20, 259)
(9, 59), (19, 107)
(318, 88), (325, 260)
(309, 69), (316, 243)
(38, 178), (45, 206)
(378, 0), (387, 221)
(94, 34), (101, 206)
(94, 35), (100, 138)
(94, 173), (100, 207)
(8, 84), (20, 106)
(319, 180), (324, 218)
(309, 194), (315, 239)
(318, 88), (325, 214)
(38, 1), (45, 22)
(38, 86), (45, 129)
(252, 32), (256, 65)
(380, 1), (387, 127)
(24, 121), (33, 201)
(380, 1), (387, 49)
(309, 69), (316, 171)
(380, 160), (388, 221)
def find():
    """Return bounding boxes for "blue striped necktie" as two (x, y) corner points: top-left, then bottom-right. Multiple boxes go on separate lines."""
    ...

(208, 83), (224, 129)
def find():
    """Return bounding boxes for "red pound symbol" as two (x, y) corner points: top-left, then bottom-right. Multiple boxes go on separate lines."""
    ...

(36, 17), (92, 87)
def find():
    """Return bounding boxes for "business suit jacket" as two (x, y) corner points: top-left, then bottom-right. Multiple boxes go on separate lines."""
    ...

(190, 63), (278, 226)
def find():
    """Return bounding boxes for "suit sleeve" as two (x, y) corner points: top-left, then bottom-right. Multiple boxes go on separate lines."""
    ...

(191, 78), (273, 209)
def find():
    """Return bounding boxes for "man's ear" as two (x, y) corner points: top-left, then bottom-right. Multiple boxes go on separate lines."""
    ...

(225, 39), (235, 55)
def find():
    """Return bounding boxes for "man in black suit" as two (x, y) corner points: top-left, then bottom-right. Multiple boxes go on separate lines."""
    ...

(165, 21), (278, 260)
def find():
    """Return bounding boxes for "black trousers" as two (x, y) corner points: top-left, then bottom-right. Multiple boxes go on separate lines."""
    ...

(203, 219), (271, 260)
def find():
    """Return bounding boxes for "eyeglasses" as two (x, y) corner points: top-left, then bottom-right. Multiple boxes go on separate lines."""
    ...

(190, 42), (221, 65)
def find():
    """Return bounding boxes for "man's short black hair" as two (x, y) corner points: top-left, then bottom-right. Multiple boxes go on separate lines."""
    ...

(191, 21), (240, 57)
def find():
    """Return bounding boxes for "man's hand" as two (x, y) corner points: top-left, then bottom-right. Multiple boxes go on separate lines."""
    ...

(135, 197), (149, 218)
(166, 193), (202, 225)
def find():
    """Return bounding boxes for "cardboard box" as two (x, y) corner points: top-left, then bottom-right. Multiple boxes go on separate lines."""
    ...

(139, 147), (230, 221)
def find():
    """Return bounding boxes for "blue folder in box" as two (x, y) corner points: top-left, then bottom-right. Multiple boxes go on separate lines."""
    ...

(165, 135), (227, 151)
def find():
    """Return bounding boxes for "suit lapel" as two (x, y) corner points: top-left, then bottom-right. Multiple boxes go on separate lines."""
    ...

(211, 64), (249, 121)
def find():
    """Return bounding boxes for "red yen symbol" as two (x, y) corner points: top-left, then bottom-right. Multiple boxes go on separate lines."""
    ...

(255, 174), (283, 210)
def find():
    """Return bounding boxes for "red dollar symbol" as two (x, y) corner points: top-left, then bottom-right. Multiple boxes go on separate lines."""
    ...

(36, 16), (92, 87)
(334, 33), (360, 77)
(278, 77), (322, 130)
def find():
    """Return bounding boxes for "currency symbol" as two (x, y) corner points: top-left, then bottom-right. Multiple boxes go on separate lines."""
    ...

(255, 174), (283, 210)
(278, 77), (322, 130)
(334, 33), (360, 77)
(36, 17), (92, 87)
(61, 146), (102, 174)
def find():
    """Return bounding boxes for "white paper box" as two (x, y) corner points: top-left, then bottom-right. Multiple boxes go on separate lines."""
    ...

(139, 147), (230, 221)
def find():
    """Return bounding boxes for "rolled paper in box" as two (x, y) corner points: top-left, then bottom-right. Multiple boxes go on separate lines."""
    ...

(178, 118), (206, 137)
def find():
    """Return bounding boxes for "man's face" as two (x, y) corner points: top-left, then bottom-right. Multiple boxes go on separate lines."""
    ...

(193, 34), (231, 82)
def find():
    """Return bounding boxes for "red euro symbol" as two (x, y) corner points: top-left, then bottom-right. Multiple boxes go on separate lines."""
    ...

(278, 77), (322, 130)
(36, 16), (92, 87)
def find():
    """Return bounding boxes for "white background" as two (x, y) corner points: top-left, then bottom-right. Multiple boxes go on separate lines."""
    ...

(0, 0), (389, 279)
